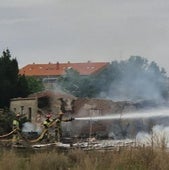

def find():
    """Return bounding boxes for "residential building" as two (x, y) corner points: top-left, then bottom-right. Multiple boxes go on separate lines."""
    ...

(19, 61), (109, 77)
(19, 61), (109, 89)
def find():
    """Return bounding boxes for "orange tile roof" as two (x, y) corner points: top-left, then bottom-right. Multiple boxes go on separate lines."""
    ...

(19, 62), (109, 76)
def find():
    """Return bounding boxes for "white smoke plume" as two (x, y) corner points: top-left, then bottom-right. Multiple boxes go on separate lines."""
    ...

(136, 125), (169, 148)
(99, 57), (168, 102)
(22, 122), (42, 134)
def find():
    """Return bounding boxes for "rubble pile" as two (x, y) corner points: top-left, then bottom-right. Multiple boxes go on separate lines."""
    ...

(30, 138), (138, 150)
(72, 139), (137, 151)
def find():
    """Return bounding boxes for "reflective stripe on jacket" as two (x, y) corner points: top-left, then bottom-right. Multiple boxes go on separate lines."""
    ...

(43, 118), (53, 128)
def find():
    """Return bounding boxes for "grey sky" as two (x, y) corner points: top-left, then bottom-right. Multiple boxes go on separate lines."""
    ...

(1, 0), (169, 73)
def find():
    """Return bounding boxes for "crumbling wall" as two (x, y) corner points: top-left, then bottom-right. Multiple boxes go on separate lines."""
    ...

(66, 98), (164, 139)
(73, 98), (139, 116)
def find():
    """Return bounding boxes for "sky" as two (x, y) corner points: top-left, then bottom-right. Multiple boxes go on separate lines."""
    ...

(1, 0), (169, 74)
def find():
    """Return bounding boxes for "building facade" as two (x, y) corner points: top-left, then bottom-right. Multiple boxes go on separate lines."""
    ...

(10, 97), (38, 122)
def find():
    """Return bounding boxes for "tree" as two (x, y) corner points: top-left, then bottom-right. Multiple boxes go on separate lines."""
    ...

(57, 68), (82, 96)
(57, 68), (98, 97)
(26, 76), (44, 94)
(0, 49), (44, 108)
(0, 49), (19, 107)
(16, 74), (30, 97)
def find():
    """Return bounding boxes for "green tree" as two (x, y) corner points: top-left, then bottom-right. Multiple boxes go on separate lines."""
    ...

(78, 76), (98, 97)
(0, 49), (19, 107)
(26, 76), (44, 94)
(16, 74), (30, 97)
(57, 68), (82, 96)
(0, 49), (44, 108)
(57, 68), (98, 97)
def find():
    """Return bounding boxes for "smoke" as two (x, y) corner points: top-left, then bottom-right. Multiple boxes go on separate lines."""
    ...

(107, 76), (163, 101)
(22, 122), (42, 134)
(99, 57), (168, 102)
(136, 132), (152, 145)
(136, 125), (169, 147)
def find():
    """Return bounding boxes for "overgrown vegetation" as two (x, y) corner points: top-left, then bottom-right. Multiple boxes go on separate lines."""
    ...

(0, 147), (169, 170)
(58, 56), (169, 101)
(0, 111), (15, 135)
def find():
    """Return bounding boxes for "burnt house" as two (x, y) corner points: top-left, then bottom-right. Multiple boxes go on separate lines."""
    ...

(10, 90), (76, 124)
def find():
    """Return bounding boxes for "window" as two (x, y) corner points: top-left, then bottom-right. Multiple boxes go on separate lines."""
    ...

(20, 106), (24, 115)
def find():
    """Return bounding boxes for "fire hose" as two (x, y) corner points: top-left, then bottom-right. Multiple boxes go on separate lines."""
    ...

(28, 120), (57, 143)
(18, 129), (48, 143)
(0, 119), (60, 144)
(0, 128), (48, 144)
(0, 129), (17, 138)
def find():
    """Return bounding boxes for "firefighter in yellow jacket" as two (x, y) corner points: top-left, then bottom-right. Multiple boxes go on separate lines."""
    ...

(55, 111), (74, 142)
(12, 113), (21, 144)
(43, 114), (54, 142)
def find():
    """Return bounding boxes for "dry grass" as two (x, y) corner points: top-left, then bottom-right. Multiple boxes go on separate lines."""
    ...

(0, 147), (169, 170)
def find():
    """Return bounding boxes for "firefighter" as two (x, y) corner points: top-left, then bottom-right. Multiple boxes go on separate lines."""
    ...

(43, 114), (54, 142)
(12, 113), (21, 144)
(43, 114), (53, 128)
(55, 111), (74, 142)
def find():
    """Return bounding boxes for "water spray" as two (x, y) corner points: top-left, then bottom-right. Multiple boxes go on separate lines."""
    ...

(74, 109), (169, 121)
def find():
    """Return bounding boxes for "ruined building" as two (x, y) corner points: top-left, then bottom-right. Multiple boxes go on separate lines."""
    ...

(10, 90), (76, 124)
(10, 89), (163, 140)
